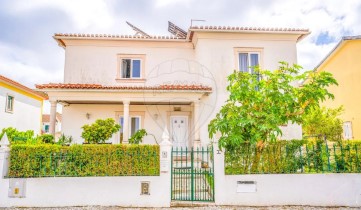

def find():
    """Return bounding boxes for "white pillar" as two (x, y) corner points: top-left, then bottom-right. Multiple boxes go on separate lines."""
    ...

(122, 100), (130, 144)
(193, 101), (201, 148)
(49, 100), (57, 136)
(159, 127), (172, 207)
(0, 133), (10, 178)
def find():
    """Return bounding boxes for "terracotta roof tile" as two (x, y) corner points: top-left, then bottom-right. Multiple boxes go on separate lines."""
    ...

(189, 26), (309, 32)
(35, 83), (212, 92)
(54, 33), (185, 40)
(0, 75), (48, 99)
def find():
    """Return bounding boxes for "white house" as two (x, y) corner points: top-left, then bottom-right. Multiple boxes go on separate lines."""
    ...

(42, 112), (62, 138)
(0, 75), (48, 134)
(36, 25), (309, 145)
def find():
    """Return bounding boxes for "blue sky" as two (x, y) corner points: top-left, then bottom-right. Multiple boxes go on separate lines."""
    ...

(0, 0), (361, 89)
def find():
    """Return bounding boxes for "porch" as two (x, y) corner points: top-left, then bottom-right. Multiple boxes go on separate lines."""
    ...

(36, 84), (212, 146)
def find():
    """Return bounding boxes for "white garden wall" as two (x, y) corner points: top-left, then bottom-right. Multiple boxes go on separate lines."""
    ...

(0, 176), (170, 207)
(213, 143), (361, 207)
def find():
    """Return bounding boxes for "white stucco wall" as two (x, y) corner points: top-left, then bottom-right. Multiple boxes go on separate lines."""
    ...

(0, 87), (42, 134)
(213, 143), (361, 207)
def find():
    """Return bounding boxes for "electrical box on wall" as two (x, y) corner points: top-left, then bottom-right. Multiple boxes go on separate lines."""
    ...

(141, 181), (150, 195)
(8, 179), (26, 198)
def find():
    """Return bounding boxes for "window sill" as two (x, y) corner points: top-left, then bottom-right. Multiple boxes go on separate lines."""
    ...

(116, 78), (146, 83)
(5, 110), (13, 114)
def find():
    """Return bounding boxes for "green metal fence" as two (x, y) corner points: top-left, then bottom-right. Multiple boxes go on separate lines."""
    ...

(171, 147), (214, 202)
(225, 143), (361, 174)
(9, 150), (160, 178)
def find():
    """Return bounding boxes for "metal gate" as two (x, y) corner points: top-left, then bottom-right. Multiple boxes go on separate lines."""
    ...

(171, 146), (214, 202)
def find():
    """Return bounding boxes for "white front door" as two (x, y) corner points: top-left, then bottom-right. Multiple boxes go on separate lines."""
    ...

(171, 116), (188, 148)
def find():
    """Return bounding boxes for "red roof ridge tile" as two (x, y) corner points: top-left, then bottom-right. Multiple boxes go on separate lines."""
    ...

(189, 25), (309, 32)
(35, 83), (212, 91)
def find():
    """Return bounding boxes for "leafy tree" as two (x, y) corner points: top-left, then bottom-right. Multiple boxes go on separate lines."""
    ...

(81, 118), (121, 144)
(208, 62), (338, 151)
(302, 106), (344, 141)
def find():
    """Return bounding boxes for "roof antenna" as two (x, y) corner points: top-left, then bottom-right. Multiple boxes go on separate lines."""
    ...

(190, 19), (206, 27)
(126, 21), (151, 38)
(168, 21), (187, 38)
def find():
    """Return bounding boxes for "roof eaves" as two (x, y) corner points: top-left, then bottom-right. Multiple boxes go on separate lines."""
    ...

(313, 35), (361, 71)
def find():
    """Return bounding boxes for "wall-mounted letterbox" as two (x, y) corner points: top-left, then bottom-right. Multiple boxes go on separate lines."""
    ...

(8, 179), (26, 198)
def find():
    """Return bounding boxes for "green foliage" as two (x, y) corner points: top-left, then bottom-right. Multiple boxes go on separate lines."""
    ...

(9, 144), (160, 178)
(0, 127), (34, 144)
(129, 129), (147, 144)
(38, 134), (55, 144)
(209, 62), (338, 150)
(302, 106), (344, 141)
(81, 118), (121, 144)
(225, 140), (361, 174)
(57, 133), (73, 146)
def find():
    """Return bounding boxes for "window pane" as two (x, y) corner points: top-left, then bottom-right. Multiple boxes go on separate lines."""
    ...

(250, 54), (259, 74)
(130, 117), (140, 136)
(239, 53), (248, 72)
(119, 117), (124, 133)
(132, 60), (141, 78)
(122, 59), (131, 78)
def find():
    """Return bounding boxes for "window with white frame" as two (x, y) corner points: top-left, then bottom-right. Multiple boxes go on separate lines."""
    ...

(238, 52), (260, 73)
(343, 121), (353, 140)
(121, 59), (141, 79)
(119, 116), (141, 137)
(5, 94), (14, 113)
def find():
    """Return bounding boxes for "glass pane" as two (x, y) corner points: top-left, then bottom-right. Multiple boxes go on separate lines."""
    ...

(132, 60), (141, 78)
(130, 117), (140, 136)
(250, 54), (259, 74)
(119, 117), (124, 133)
(239, 53), (248, 72)
(122, 59), (131, 78)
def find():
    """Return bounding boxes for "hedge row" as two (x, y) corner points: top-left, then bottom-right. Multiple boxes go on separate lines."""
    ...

(9, 144), (160, 178)
(225, 140), (361, 174)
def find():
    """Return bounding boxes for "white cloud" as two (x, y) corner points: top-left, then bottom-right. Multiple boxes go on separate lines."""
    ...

(0, 42), (63, 87)
(8, 0), (114, 30)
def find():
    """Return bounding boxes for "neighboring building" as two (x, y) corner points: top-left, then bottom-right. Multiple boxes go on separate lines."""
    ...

(0, 75), (48, 134)
(314, 36), (361, 140)
(36, 25), (309, 145)
(42, 112), (62, 138)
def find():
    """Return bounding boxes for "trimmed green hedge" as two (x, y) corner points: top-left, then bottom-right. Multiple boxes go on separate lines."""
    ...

(9, 144), (160, 178)
(225, 140), (361, 174)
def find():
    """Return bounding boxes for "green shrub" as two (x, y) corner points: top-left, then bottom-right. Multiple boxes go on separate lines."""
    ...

(225, 140), (361, 174)
(1, 127), (34, 144)
(129, 129), (147, 144)
(9, 144), (160, 178)
(38, 134), (55, 144)
(81, 118), (121, 144)
(57, 133), (73, 146)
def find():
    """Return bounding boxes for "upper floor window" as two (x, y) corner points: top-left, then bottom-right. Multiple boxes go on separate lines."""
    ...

(234, 48), (263, 74)
(238, 52), (259, 73)
(5, 94), (14, 113)
(121, 59), (141, 78)
(117, 54), (146, 81)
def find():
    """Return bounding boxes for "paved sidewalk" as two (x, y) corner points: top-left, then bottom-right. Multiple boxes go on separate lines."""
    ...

(1, 206), (358, 210)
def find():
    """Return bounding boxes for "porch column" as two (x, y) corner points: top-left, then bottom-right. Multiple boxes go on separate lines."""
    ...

(122, 100), (130, 144)
(49, 100), (57, 137)
(193, 101), (201, 148)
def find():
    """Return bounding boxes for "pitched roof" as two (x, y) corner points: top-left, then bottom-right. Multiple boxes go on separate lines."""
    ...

(0, 75), (48, 99)
(314, 35), (361, 70)
(35, 83), (212, 92)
